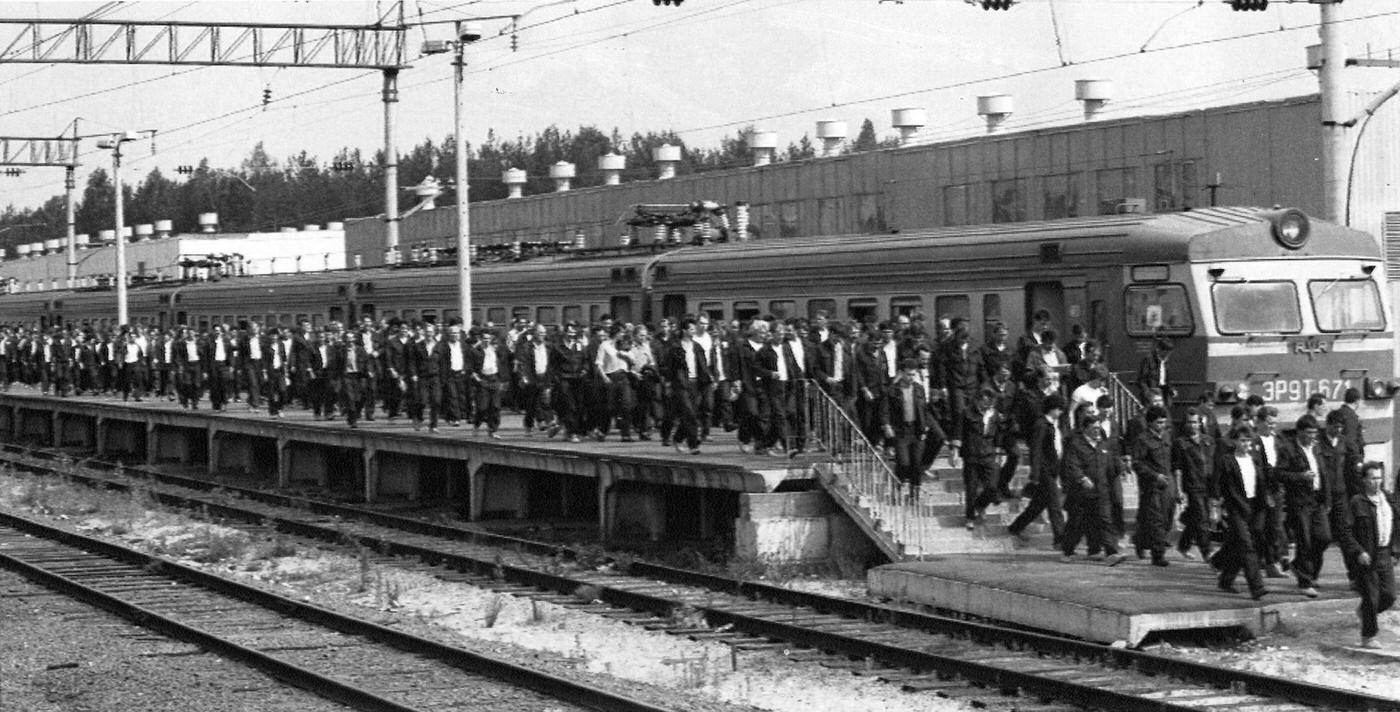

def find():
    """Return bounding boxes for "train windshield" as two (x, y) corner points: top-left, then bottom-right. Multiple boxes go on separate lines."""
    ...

(1125, 284), (1193, 336)
(1212, 281), (1302, 334)
(1310, 278), (1386, 332)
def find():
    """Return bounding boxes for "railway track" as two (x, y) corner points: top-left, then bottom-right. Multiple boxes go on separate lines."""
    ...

(0, 506), (678, 712)
(2, 444), (1395, 712)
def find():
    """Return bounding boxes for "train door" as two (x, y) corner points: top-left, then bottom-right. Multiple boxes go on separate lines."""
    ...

(1025, 281), (1065, 338)
(610, 296), (633, 323)
(661, 294), (687, 322)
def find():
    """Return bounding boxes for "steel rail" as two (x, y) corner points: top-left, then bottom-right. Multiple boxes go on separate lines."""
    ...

(5, 446), (1397, 711)
(0, 507), (677, 712)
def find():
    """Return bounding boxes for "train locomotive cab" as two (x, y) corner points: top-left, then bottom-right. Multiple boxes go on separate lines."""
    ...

(1124, 208), (1394, 463)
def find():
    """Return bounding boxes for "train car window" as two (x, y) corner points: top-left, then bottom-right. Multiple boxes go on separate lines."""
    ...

(848, 298), (878, 323)
(312, 315), (323, 328)
(1211, 282), (1300, 335)
(328, 306), (344, 323)
(470, 309), (482, 327)
(589, 305), (601, 324)
(734, 301), (760, 322)
(1125, 284), (1195, 336)
(769, 300), (796, 320)
(380, 309), (397, 321)
(197, 317), (209, 331)
(487, 307), (506, 325)
(893, 296), (926, 319)
(422, 309), (438, 324)
(1310, 279), (1385, 332)
(537, 306), (557, 325)
(562, 305), (582, 324)
(443, 309), (459, 325)
(807, 299), (836, 321)
(511, 306), (530, 323)
(982, 294), (1002, 326)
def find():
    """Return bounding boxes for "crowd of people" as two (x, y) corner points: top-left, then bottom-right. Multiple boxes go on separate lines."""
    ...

(0, 307), (1394, 646)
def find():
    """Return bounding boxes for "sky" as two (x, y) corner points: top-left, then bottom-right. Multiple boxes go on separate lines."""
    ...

(0, 0), (1396, 217)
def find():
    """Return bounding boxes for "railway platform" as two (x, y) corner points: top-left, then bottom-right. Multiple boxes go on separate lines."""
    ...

(869, 548), (1358, 646)
(0, 388), (876, 562)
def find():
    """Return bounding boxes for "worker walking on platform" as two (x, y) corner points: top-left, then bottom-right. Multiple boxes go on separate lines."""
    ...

(1337, 462), (1398, 648)
(471, 329), (509, 438)
(1060, 409), (1124, 565)
(1131, 405), (1176, 567)
(1213, 426), (1270, 600)
(1277, 415), (1336, 599)
(1007, 394), (1066, 546)
(880, 358), (932, 501)
(1173, 411), (1215, 561)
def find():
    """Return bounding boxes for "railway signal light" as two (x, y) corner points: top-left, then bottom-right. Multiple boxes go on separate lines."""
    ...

(1228, 0), (1268, 10)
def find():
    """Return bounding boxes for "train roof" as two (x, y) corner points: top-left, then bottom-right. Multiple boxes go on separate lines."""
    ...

(649, 207), (1380, 269)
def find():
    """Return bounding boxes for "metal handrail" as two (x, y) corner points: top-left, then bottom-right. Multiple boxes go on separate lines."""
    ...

(1106, 372), (1145, 435)
(797, 379), (927, 559)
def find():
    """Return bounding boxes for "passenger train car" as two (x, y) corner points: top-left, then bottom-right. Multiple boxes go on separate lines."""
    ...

(2, 206), (1394, 459)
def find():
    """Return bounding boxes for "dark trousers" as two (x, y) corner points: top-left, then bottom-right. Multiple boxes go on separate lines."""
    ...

(1009, 476), (1064, 541)
(519, 380), (551, 430)
(444, 371), (468, 422)
(1134, 476), (1174, 559)
(473, 378), (503, 431)
(1258, 492), (1288, 564)
(670, 379), (701, 449)
(994, 433), (1020, 493)
(1062, 491), (1117, 556)
(1358, 549), (1396, 639)
(891, 425), (925, 489)
(179, 364), (204, 406)
(633, 378), (659, 436)
(1217, 507), (1267, 596)
(763, 381), (792, 451)
(414, 376), (443, 428)
(1285, 498), (1332, 588)
(208, 363), (232, 410)
(962, 454), (998, 520)
(339, 374), (366, 425)
(558, 377), (587, 436)
(604, 372), (636, 439)
(382, 376), (406, 418)
(243, 361), (264, 408)
(736, 384), (768, 447)
(1177, 489), (1213, 557)
(266, 370), (287, 415)
(120, 363), (146, 400)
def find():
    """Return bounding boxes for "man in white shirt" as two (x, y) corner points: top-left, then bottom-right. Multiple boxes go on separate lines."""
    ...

(471, 329), (507, 438)
(1214, 426), (1269, 600)
(1339, 462), (1397, 648)
(1252, 406), (1289, 579)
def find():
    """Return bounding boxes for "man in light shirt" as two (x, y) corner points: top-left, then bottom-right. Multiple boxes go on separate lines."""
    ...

(1213, 427), (1270, 600)
(471, 329), (508, 438)
(1338, 462), (1397, 648)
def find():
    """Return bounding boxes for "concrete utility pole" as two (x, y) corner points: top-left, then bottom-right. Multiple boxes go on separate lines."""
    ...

(1317, 0), (1348, 225)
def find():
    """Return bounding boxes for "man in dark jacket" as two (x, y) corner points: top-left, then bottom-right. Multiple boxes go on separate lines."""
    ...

(1213, 426), (1270, 600)
(881, 358), (933, 500)
(1008, 394), (1067, 545)
(1059, 410), (1125, 565)
(1275, 415), (1337, 598)
(1337, 462), (1398, 648)
(1131, 405), (1176, 566)
(1173, 411), (1215, 561)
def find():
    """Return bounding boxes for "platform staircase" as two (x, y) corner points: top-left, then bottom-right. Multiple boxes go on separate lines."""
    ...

(798, 377), (1143, 561)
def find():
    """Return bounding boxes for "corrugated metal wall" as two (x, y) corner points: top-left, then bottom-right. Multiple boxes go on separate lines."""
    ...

(346, 94), (1400, 267)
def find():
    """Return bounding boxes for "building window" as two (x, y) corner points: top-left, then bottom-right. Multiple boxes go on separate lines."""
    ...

(1153, 160), (1198, 212)
(1043, 173), (1081, 219)
(944, 184), (973, 226)
(991, 178), (1027, 223)
(778, 201), (801, 238)
(857, 194), (885, 233)
(1096, 167), (1138, 215)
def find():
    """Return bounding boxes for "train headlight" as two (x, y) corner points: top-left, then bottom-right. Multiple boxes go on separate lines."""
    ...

(1215, 382), (1243, 404)
(1269, 208), (1310, 250)
(1364, 376), (1399, 400)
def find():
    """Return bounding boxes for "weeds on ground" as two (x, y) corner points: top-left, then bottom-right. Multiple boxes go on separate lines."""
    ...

(374, 570), (403, 609)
